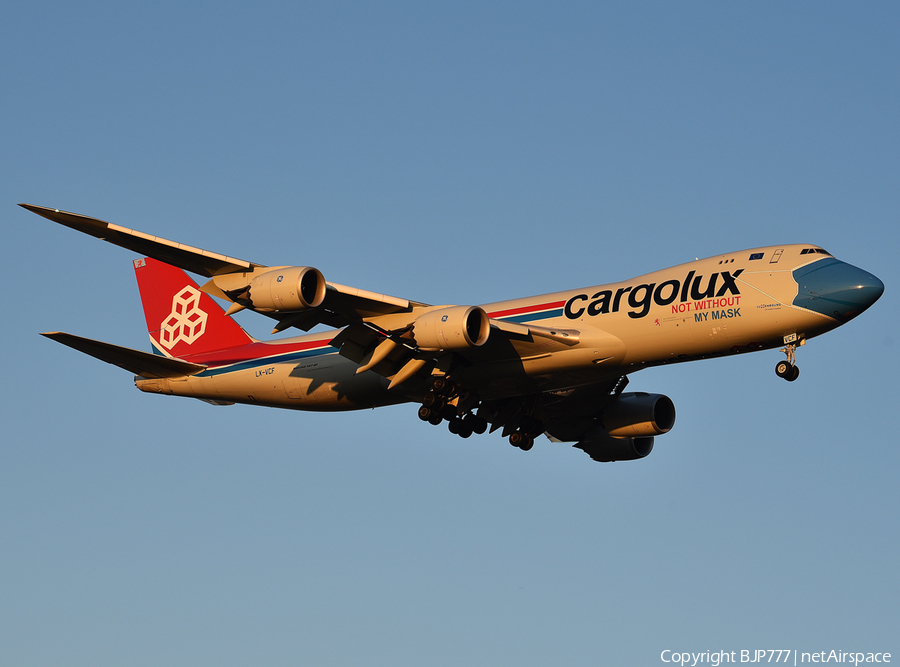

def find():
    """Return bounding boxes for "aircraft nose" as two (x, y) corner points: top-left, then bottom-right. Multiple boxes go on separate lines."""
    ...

(793, 258), (884, 322)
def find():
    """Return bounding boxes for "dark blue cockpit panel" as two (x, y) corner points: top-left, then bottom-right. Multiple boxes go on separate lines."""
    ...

(792, 258), (884, 322)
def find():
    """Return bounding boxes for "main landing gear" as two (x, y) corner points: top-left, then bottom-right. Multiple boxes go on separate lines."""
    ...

(775, 341), (801, 382)
(416, 378), (489, 439)
(417, 376), (539, 450)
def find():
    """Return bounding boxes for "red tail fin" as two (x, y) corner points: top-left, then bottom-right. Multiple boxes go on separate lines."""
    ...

(133, 257), (254, 358)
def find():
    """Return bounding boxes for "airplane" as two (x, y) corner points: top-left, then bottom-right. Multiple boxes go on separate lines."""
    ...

(21, 203), (884, 462)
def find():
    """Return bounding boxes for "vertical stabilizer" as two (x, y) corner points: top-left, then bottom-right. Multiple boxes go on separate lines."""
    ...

(133, 257), (254, 357)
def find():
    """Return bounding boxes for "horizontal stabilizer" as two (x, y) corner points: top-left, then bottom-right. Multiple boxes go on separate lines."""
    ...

(41, 332), (207, 378)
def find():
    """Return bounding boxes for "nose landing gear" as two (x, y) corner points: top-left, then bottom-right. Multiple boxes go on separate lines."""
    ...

(775, 337), (803, 382)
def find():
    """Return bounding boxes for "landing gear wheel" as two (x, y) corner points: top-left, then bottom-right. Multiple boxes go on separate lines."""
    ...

(775, 360), (792, 378)
(422, 391), (444, 409)
(428, 412), (443, 426)
(446, 417), (472, 438)
(508, 431), (534, 450)
(432, 377), (457, 397)
(464, 414), (487, 435)
(417, 406), (433, 421)
(777, 340), (803, 381)
(509, 431), (526, 448)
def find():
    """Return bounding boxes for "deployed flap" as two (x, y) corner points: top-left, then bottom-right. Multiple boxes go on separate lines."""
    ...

(325, 282), (416, 317)
(269, 283), (419, 332)
(41, 332), (207, 378)
(489, 319), (580, 346)
(20, 204), (263, 277)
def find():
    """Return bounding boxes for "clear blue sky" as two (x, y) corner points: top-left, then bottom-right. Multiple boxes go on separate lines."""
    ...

(2, 2), (897, 665)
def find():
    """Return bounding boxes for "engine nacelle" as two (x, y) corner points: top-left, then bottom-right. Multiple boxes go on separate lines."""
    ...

(602, 392), (676, 438)
(246, 266), (326, 313)
(575, 430), (655, 462)
(413, 306), (491, 351)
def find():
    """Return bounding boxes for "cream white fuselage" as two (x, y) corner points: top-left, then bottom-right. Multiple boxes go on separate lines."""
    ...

(137, 244), (879, 411)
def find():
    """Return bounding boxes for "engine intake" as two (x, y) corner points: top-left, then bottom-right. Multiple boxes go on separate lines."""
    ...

(246, 266), (326, 313)
(413, 306), (490, 351)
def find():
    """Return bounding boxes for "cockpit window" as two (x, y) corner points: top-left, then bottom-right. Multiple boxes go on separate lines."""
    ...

(800, 248), (832, 256)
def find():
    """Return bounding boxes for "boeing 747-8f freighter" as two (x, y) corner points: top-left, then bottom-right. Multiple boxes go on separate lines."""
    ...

(23, 204), (884, 462)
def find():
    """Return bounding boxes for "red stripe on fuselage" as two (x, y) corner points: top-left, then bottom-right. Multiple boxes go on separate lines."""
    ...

(488, 300), (566, 319)
(179, 337), (336, 368)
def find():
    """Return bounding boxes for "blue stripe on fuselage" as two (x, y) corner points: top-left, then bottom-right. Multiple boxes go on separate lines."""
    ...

(196, 347), (338, 377)
(498, 308), (564, 324)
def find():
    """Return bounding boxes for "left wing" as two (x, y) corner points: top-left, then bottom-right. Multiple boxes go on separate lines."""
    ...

(21, 203), (421, 331)
(21, 204), (261, 277)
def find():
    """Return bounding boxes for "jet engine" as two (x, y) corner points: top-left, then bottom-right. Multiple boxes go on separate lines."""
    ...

(575, 430), (656, 462)
(413, 306), (491, 351)
(602, 392), (675, 437)
(569, 392), (675, 462)
(245, 266), (327, 313)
